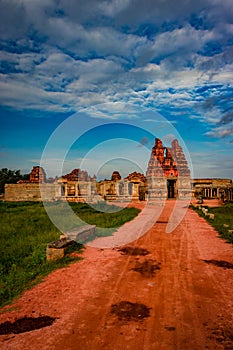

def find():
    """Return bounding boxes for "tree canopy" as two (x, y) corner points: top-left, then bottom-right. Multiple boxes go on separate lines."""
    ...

(0, 168), (30, 193)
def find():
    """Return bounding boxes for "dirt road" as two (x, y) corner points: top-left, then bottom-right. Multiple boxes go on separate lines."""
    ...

(1, 201), (233, 349)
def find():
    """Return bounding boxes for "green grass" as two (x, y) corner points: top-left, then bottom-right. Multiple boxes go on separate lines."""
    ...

(69, 202), (140, 237)
(0, 201), (140, 308)
(191, 203), (233, 243)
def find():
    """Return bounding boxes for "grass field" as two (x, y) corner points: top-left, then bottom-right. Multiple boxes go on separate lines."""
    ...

(192, 203), (233, 244)
(0, 201), (140, 308)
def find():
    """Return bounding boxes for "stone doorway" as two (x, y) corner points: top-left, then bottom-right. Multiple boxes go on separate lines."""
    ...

(167, 179), (176, 199)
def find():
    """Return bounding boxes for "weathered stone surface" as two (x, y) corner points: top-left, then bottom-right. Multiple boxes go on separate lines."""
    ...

(47, 237), (74, 249)
(126, 172), (146, 183)
(61, 169), (94, 182)
(146, 138), (191, 200)
(146, 138), (190, 179)
(46, 238), (78, 261)
(192, 178), (233, 201)
(4, 183), (57, 201)
(111, 171), (121, 181)
(30, 166), (46, 183)
(46, 247), (65, 261)
(66, 225), (96, 242)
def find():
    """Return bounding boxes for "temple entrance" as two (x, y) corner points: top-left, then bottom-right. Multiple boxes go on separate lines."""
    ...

(167, 180), (176, 199)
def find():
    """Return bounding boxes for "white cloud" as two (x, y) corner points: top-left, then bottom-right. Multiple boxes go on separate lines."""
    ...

(0, 0), (233, 142)
(151, 25), (214, 60)
(99, 0), (132, 17)
(206, 125), (233, 138)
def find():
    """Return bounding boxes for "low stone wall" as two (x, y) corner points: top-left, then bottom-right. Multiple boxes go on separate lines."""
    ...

(4, 183), (57, 201)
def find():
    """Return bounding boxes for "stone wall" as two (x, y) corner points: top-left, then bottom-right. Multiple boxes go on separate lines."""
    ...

(4, 183), (57, 202)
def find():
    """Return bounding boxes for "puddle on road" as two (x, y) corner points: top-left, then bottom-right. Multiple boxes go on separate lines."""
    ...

(118, 246), (150, 256)
(132, 260), (161, 277)
(110, 301), (151, 322)
(0, 316), (56, 335)
(165, 326), (176, 331)
(203, 260), (233, 269)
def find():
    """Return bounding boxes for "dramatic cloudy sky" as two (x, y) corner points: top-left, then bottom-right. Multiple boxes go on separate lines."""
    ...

(0, 0), (233, 179)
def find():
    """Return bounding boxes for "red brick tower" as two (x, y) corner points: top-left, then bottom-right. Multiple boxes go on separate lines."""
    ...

(29, 166), (46, 183)
(146, 138), (191, 200)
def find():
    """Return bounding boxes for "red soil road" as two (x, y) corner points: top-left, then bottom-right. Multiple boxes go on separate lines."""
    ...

(1, 201), (233, 350)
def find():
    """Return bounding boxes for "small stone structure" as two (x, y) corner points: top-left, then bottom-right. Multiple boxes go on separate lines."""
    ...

(65, 224), (96, 242)
(46, 225), (96, 261)
(55, 168), (97, 202)
(192, 178), (233, 201)
(46, 238), (74, 261)
(98, 171), (147, 202)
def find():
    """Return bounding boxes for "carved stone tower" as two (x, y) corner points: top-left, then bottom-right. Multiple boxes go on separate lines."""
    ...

(29, 166), (46, 183)
(146, 138), (191, 200)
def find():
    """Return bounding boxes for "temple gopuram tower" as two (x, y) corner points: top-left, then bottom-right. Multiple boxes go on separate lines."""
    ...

(30, 166), (46, 183)
(146, 138), (191, 200)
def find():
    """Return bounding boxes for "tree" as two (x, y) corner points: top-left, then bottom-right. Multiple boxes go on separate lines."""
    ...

(0, 168), (30, 194)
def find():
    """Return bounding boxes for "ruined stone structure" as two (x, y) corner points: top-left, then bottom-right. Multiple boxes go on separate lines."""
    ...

(146, 138), (191, 200)
(55, 169), (97, 202)
(98, 171), (147, 202)
(192, 178), (233, 201)
(4, 166), (56, 202)
(111, 171), (121, 181)
(29, 166), (46, 183)
(4, 140), (233, 202)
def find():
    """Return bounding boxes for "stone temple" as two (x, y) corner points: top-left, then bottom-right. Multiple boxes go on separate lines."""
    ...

(146, 138), (191, 200)
(4, 138), (233, 202)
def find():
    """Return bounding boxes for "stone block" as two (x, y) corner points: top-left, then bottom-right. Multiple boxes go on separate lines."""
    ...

(223, 224), (229, 228)
(209, 213), (214, 219)
(46, 237), (76, 261)
(46, 247), (65, 261)
(66, 224), (96, 243)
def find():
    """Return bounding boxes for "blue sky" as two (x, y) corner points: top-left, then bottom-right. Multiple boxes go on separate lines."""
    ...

(0, 0), (233, 179)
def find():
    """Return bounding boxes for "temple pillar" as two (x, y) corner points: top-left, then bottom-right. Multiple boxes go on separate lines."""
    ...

(124, 181), (129, 197)
(177, 176), (192, 200)
(115, 182), (120, 197)
(103, 183), (107, 197)
(87, 182), (92, 196)
(75, 183), (79, 197)
(147, 176), (167, 201)
(64, 183), (68, 197)
(132, 183), (139, 200)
